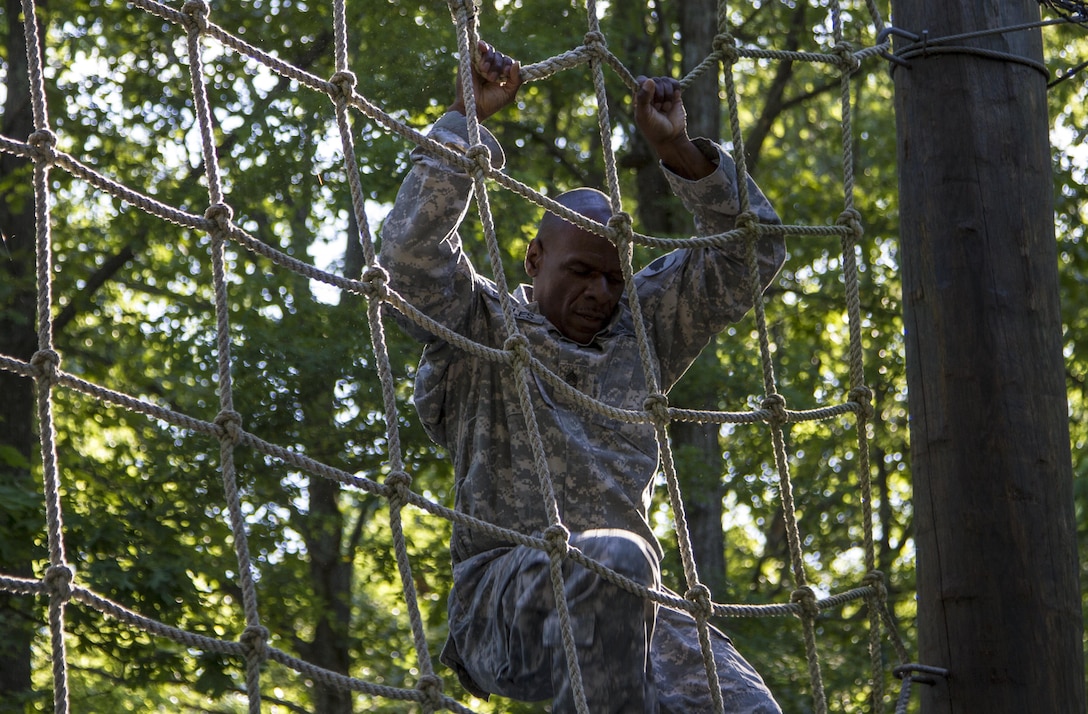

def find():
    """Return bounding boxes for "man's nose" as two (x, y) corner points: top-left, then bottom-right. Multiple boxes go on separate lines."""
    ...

(585, 273), (610, 300)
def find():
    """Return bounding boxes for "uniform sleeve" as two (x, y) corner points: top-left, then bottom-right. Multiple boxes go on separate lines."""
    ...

(636, 138), (785, 390)
(377, 112), (505, 341)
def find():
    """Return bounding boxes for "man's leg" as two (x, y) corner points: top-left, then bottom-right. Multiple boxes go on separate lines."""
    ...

(651, 605), (782, 714)
(446, 529), (660, 713)
(544, 530), (660, 714)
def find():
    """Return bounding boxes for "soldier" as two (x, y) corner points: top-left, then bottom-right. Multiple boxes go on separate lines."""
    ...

(379, 41), (784, 713)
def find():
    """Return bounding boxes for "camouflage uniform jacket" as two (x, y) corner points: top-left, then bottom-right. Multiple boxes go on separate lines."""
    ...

(379, 110), (783, 569)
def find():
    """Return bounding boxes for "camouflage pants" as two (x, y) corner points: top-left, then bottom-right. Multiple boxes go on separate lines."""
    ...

(444, 529), (781, 713)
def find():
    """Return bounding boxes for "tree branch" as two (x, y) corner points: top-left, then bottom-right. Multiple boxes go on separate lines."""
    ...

(744, 3), (808, 172)
(52, 243), (136, 335)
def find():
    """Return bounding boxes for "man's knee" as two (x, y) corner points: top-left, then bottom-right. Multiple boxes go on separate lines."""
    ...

(544, 532), (660, 713)
(570, 529), (660, 589)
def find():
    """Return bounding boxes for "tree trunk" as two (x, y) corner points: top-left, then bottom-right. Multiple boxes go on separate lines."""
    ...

(891, 1), (1085, 711)
(614, 0), (732, 598)
(295, 201), (368, 714)
(303, 474), (354, 714)
(0, 0), (43, 708)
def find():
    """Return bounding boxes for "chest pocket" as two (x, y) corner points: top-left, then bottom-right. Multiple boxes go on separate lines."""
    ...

(589, 334), (661, 465)
(598, 334), (657, 410)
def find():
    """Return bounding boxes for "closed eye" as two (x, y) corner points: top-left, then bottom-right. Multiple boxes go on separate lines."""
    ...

(565, 262), (624, 287)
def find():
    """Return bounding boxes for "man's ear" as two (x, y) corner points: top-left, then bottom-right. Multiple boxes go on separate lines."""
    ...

(524, 238), (541, 278)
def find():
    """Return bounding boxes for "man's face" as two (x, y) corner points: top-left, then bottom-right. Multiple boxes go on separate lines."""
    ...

(525, 221), (625, 344)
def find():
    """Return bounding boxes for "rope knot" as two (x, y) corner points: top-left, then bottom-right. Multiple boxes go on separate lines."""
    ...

(30, 349), (61, 381)
(417, 673), (444, 710)
(642, 393), (670, 423)
(328, 70), (357, 100)
(361, 265), (390, 300)
(502, 333), (531, 367)
(713, 33), (740, 65)
(385, 469), (412, 491)
(760, 393), (788, 423)
(833, 40), (862, 75)
(848, 385), (874, 420)
(836, 208), (864, 240)
(44, 564), (74, 600)
(204, 202), (233, 232)
(734, 210), (760, 234)
(27, 130), (57, 163)
(542, 524), (570, 558)
(240, 625), (270, 661)
(685, 583), (714, 619)
(214, 409), (243, 445)
(180, 0), (210, 30)
(583, 31), (607, 53)
(862, 569), (887, 600)
(464, 144), (492, 176)
(790, 586), (820, 620)
(607, 211), (633, 239)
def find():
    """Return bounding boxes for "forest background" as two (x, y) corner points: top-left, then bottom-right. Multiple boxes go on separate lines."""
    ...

(1, 0), (1086, 712)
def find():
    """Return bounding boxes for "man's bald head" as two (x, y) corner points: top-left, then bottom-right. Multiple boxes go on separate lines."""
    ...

(534, 188), (613, 246)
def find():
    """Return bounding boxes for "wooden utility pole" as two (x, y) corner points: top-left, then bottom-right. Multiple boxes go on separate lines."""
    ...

(890, 1), (1085, 712)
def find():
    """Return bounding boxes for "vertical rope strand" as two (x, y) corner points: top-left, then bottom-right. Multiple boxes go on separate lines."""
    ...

(181, 3), (265, 710)
(447, 2), (589, 710)
(584, 0), (730, 706)
(862, 0), (887, 34)
(830, 0), (885, 706)
(718, 0), (828, 708)
(330, 1), (441, 708)
(21, 0), (72, 707)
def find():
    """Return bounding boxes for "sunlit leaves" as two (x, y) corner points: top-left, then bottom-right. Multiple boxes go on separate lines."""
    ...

(5, 0), (1088, 711)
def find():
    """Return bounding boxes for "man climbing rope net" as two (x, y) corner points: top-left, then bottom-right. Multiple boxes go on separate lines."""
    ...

(379, 41), (785, 713)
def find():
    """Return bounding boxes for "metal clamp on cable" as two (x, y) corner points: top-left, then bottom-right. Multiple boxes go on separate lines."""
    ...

(877, 26), (925, 69)
(893, 663), (950, 686)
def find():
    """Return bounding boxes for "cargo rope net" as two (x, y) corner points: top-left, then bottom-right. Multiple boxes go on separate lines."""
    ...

(0, 0), (960, 711)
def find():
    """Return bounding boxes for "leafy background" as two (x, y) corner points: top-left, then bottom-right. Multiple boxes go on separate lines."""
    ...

(0, 0), (1085, 712)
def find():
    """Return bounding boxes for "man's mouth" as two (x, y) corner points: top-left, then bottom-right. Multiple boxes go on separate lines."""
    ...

(574, 311), (607, 324)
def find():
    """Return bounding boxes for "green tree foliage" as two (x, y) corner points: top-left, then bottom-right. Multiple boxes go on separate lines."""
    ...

(1, 1), (1086, 712)
(1046, 7), (1088, 688)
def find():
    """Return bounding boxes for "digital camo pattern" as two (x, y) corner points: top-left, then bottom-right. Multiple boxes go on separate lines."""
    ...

(444, 530), (782, 713)
(378, 111), (785, 712)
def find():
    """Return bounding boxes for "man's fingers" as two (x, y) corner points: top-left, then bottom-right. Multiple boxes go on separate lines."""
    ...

(484, 54), (512, 84)
(475, 41), (498, 78)
(477, 43), (518, 85)
(648, 79), (665, 105)
(656, 77), (679, 105)
(635, 76), (656, 107)
(497, 54), (513, 82)
(635, 76), (683, 111)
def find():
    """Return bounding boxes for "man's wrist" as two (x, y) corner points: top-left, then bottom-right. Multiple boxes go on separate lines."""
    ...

(653, 137), (716, 180)
(447, 101), (495, 123)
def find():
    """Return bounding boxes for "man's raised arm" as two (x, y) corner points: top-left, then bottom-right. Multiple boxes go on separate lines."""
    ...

(378, 43), (522, 340)
(632, 75), (785, 388)
(634, 75), (716, 181)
